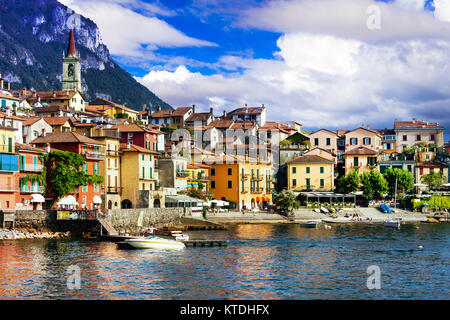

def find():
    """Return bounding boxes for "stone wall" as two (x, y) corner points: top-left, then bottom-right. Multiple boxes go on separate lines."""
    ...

(106, 207), (192, 231)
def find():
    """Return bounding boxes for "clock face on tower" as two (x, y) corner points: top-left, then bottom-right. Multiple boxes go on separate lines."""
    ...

(68, 64), (75, 77)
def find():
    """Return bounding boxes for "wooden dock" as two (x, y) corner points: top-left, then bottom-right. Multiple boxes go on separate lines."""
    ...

(116, 239), (229, 250)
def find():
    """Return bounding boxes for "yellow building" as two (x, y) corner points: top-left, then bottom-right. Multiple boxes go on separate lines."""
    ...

(187, 163), (211, 194)
(86, 128), (122, 209)
(120, 143), (159, 208)
(287, 155), (334, 192)
(35, 90), (87, 112)
(87, 98), (139, 121)
(343, 146), (378, 175)
(209, 155), (273, 210)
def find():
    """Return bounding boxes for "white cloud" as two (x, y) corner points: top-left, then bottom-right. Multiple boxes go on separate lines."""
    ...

(434, 0), (450, 22)
(59, 0), (217, 57)
(239, 0), (450, 42)
(136, 33), (450, 130)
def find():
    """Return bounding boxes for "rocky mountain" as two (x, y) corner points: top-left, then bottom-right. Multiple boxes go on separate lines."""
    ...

(0, 0), (171, 110)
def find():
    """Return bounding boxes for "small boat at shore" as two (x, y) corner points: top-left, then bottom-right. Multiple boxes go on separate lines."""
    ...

(144, 228), (190, 242)
(300, 221), (318, 228)
(125, 236), (186, 249)
(384, 218), (401, 228)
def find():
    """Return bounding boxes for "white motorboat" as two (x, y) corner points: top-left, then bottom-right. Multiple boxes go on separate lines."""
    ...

(125, 236), (186, 249)
(384, 218), (401, 228)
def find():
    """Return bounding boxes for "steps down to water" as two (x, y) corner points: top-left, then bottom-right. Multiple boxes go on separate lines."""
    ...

(98, 218), (118, 236)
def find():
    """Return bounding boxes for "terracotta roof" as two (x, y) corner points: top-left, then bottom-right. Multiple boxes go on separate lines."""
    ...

(112, 123), (147, 133)
(35, 105), (73, 113)
(185, 112), (211, 122)
(119, 143), (159, 154)
(344, 146), (377, 155)
(0, 111), (25, 121)
(88, 98), (138, 114)
(394, 119), (444, 130)
(205, 119), (234, 129)
(335, 130), (349, 137)
(21, 117), (39, 126)
(15, 143), (46, 153)
(36, 90), (78, 101)
(228, 107), (265, 116)
(31, 131), (104, 145)
(416, 161), (447, 168)
(229, 121), (257, 130)
(0, 93), (20, 101)
(288, 154), (334, 164)
(187, 163), (211, 170)
(150, 109), (173, 118)
(259, 121), (295, 134)
(172, 107), (192, 116)
(43, 117), (70, 126)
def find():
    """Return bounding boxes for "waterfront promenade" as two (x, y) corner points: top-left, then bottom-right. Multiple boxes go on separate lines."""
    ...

(203, 208), (427, 224)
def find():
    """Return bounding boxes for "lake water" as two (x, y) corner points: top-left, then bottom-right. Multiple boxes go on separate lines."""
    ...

(0, 223), (448, 300)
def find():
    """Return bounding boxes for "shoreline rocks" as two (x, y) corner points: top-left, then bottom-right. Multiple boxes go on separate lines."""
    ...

(0, 229), (71, 240)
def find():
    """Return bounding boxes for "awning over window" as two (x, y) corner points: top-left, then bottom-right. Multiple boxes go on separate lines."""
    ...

(93, 196), (102, 204)
(31, 194), (45, 203)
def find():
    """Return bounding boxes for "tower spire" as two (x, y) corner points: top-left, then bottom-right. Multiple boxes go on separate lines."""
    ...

(67, 29), (77, 57)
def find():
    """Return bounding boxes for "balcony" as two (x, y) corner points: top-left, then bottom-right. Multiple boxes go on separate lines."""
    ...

(251, 175), (264, 181)
(20, 185), (45, 193)
(82, 151), (106, 160)
(241, 190), (248, 194)
(0, 185), (19, 192)
(240, 173), (249, 181)
(176, 170), (190, 178)
(20, 164), (44, 172)
(251, 188), (264, 194)
(106, 186), (122, 194)
(106, 149), (119, 157)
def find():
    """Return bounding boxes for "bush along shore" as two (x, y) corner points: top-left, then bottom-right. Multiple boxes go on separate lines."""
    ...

(0, 228), (71, 240)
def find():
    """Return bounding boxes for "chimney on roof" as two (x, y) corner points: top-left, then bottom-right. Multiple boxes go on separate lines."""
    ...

(0, 78), (3, 90)
(210, 107), (213, 116)
(361, 123), (364, 128)
(6, 82), (10, 91)
(412, 118), (416, 123)
(22, 88), (26, 97)
(45, 143), (50, 154)
(192, 104), (195, 114)
(223, 110), (227, 118)
(127, 142), (131, 149)
(157, 105), (161, 111)
(367, 124), (370, 130)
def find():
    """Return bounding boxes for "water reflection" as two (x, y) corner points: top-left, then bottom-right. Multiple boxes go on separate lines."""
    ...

(0, 223), (449, 299)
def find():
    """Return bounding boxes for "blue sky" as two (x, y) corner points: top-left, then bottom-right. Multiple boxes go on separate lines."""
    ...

(61, 0), (450, 139)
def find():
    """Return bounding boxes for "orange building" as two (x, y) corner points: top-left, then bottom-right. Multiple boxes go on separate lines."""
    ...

(31, 132), (105, 209)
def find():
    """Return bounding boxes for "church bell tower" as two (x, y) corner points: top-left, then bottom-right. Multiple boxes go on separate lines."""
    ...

(62, 29), (82, 92)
